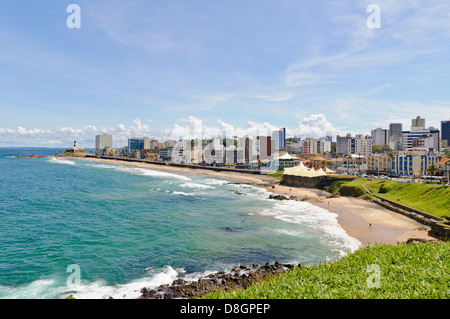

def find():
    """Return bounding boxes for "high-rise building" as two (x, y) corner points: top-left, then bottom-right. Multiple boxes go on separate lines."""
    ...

(389, 123), (402, 137)
(441, 119), (450, 148)
(302, 138), (317, 157)
(336, 134), (372, 157)
(128, 137), (150, 153)
(354, 134), (373, 157)
(388, 123), (403, 150)
(371, 128), (389, 146)
(336, 134), (352, 156)
(411, 116), (426, 131)
(402, 116), (440, 151)
(95, 134), (113, 154)
(317, 138), (331, 154)
(271, 128), (286, 151)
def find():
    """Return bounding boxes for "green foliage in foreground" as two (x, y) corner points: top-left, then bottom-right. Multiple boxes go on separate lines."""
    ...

(203, 243), (449, 299)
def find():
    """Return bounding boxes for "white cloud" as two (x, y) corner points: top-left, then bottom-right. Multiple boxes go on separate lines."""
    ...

(0, 118), (154, 148)
(289, 114), (340, 138)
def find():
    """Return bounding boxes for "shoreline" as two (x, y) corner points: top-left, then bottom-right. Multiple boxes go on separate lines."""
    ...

(71, 156), (437, 246)
(59, 155), (439, 299)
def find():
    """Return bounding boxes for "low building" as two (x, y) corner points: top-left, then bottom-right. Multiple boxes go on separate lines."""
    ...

(391, 153), (439, 178)
(367, 154), (392, 175)
(336, 155), (367, 175)
(65, 140), (84, 154)
(276, 153), (300, 171)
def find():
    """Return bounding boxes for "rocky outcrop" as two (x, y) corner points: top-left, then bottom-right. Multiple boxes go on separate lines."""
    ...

(268, 194), (290, 200)
(267, 194), (310, 202)
(14, 154), (49, 158)
(139, 262), (299, 299)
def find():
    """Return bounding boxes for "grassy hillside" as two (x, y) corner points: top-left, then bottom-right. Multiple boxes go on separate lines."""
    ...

(365, 180), (450, 218)
(203, 242), (449, 299)
(324, 178), (450, 219)
(323, 178), (366, 198)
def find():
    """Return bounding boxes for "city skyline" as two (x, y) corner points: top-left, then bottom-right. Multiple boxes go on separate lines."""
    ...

(1, 0), (450, 147)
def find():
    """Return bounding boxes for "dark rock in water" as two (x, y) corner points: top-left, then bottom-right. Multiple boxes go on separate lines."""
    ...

(14, 154), (49, 158)
(229, 190), (247, 196)
(139, 262), (299, 299)
(406, 238), (434, 244)
(268, 194), (289, 200)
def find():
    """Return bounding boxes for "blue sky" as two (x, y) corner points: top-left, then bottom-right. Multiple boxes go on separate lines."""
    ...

(0, 0), (449, 147)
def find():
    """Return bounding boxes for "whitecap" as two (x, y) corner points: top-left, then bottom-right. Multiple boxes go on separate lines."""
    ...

(85, 161), (191, 181)
(64, 266), (181, 299)
(0, 279), (64, 299)
(180, 182), (215, 190)
(203, 179), (230, 185)
(48, 158), (76, 166)
(172, 191), (193, 196)
(257, 200), (361, 253)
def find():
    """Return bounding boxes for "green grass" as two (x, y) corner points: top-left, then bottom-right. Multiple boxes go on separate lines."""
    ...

(203, 242), (449, 299)
(364, 180), (450, 218)
(324, 178), (450, 218)
(323, 178), (366, 198)
(267, 172), (284, 179)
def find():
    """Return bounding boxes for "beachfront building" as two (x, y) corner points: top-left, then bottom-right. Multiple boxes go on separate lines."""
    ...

(203, 137), (224, 165)
(367, 154), (392, 175)
(391, 150), (440, 178)
(436, 157), (450, 178)
(159, 147), (173, 161)
(272, 128), (286, 151)
(249, 136), (272, 163)
(337, 154), (367, 175)
(276, 153), (300, 171)
(128, 137), (151, 158)
(95, 134), (113, 155)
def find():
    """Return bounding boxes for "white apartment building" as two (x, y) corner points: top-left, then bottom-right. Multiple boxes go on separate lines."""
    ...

(371, 128), (389, 146)
(354, 134), (373, 158)
(302, 138), (317, 157)
(95, 134), (113, 154)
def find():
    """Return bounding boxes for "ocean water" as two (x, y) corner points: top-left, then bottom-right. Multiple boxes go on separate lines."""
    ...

(0, 148), (361, 299)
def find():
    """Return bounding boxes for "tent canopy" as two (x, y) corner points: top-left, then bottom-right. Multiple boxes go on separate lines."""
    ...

(284, 162), (327, 178)
(278, 153), (299, 160)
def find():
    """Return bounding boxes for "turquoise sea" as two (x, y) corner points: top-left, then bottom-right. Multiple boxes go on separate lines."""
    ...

(0, 148), (361, 299)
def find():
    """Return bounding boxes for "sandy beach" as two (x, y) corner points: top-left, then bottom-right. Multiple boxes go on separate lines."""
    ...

(74, 157), (437, 247)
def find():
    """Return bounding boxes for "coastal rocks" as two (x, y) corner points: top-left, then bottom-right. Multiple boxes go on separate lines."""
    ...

(405, 237), (435, 244)
(14, 154), (48, 158)
(139, 262), (299, 299)
(267, 194), (310, 202)
(229, 190), (247, 195)
(268, 194), (290, 200)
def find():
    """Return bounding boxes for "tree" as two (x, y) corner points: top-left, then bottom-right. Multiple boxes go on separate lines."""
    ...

(427, 164), (438, 176)
(381, 145), (392, 153)
(330, 144), (336, 154)
(372, 145), (383, 154)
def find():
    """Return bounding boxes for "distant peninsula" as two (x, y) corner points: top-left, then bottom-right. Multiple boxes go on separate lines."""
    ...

(14, 154), (51, 158)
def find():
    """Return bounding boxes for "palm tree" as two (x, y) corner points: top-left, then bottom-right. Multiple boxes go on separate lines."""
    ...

(427, 164), (438, 176)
